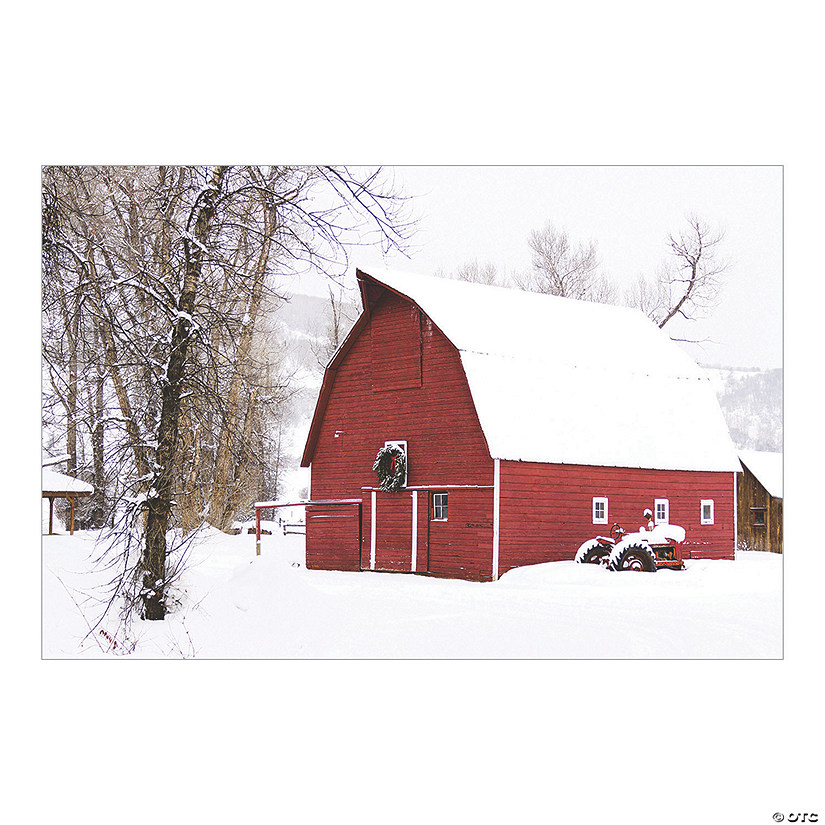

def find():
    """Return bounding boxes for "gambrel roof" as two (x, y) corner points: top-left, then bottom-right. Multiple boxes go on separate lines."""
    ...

(303, 267), (740, 473)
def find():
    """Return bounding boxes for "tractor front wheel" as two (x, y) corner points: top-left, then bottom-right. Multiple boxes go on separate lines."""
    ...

(609, 543), (657, 572)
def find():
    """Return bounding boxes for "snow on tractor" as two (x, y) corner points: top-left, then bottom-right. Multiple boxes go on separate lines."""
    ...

(575, 520), (686, 572)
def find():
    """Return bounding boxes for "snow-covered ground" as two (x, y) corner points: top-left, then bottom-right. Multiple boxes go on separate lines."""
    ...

(42, 522), (782, 659)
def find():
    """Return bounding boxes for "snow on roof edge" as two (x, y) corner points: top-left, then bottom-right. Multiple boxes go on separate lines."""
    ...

(738, 450), (783, 498)
(42, 469), (94, 494)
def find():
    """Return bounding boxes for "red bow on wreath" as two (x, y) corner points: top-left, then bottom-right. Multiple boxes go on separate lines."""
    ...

(373, 444), (407, 492)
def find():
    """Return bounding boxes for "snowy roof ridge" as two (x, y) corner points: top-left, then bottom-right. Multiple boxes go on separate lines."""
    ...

(356, 265), (740, 473)
(360, 265), (703, 378)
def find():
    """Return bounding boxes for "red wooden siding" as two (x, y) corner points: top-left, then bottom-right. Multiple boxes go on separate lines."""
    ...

(306, 290), (494, 577)
(426, 488), (494, 581)
(497, 461), (736, 576)
(305, 503), (361, 572)
(371, 301), (422, 390)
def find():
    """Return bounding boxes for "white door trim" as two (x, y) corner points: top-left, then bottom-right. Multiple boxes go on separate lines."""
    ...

(411, 490), (418, 572)
(370, 490), (377, 570)
(492, 459), (501, 581)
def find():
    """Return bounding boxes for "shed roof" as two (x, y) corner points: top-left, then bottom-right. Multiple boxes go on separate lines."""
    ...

(42, 469), (94, 495)
(738, 450), (783, 498)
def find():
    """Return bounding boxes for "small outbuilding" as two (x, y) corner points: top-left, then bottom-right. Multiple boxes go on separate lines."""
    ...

(737, 450), (783, 553)
(300, 267), (740, 581)
(42, 469), (93, 535)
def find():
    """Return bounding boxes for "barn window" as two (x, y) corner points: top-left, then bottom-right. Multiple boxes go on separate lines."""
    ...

(592, 497), (608, 524)
(432, 492), (448, 521)
(700, 499), (715, 525)
(752, 507), (767, 527)
(654, 499), (669, 524)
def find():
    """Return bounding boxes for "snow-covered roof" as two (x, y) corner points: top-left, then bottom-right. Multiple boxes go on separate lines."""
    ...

(358, 267), (740, 473)
(738, 450), (783, 498)
(42, 469), (94, 495)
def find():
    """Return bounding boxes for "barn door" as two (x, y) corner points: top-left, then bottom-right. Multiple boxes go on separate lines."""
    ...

(305, 503), (362, 572)
(362, 490), (429, 573)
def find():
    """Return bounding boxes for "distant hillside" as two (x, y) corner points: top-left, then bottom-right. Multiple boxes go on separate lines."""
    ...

(269, 292), (359, 499)
(703, 366), (783, 453)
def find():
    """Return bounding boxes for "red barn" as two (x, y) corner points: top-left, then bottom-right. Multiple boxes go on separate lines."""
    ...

(300, 267), (740, 581)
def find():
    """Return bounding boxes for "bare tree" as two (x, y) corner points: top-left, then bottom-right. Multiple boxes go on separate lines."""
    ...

(627, 215), (727, 333)
(453, 259), (501, 285)
(312, 283), (360, 370)
(432, 259), (509, 287)
(515, 216), (726, 334)
(42, 165), (413, 622)
(515, 222), (617, 303)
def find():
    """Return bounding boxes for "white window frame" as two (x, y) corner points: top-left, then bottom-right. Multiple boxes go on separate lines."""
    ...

(384, 440), (408, 488)
(432, 492), (448, 521)
(592, 496), (608, 525)
(654, 498), (669, 524)
(700, 499), (715, 525)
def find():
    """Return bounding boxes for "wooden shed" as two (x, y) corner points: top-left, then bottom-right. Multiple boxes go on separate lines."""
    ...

(300, 267), (740, 581)
(42, 469), (93, 535)
(737, 450), (783, 553)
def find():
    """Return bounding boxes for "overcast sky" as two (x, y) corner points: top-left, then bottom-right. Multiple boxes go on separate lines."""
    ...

(303, 166), (782, 370)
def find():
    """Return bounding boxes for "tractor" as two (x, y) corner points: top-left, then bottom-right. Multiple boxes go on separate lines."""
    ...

(575, 520), (686, 572)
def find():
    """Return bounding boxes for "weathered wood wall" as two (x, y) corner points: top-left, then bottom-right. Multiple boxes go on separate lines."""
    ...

(737, 466), (783, 553)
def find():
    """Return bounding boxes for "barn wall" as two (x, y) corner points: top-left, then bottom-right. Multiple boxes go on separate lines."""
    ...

(307, 291), (494, 575)
(426, 488), (494, 581)
(737, 467), (783, 553)
(498, 462), (736, 575)
(305, 503), (361, 572)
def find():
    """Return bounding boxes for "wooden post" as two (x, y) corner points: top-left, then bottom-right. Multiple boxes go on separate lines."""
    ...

(255, 506), (261, 556)
(69, 496), (75, 535)
(48, 496), (54, 535)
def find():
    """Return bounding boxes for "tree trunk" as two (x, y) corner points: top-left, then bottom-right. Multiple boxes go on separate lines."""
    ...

(91, 362), (106, 525)
(208, 195), (276, 530)
(66, 349), (77, 477)
(142, 167), (227, 620)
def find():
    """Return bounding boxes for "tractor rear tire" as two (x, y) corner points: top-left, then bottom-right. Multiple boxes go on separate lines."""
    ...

(575, 539), (610, 565)
(609, 543), (657, 572)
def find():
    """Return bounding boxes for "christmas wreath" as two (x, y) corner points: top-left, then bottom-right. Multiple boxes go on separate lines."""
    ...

(373, 444), (407, 492)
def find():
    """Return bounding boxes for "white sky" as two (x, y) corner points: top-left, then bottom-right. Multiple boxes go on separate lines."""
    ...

(301, 165), (783, 369)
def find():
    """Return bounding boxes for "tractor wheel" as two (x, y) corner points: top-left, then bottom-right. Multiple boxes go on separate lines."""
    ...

(575, 539), (610, 565)
(609, 543), (657, 572)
